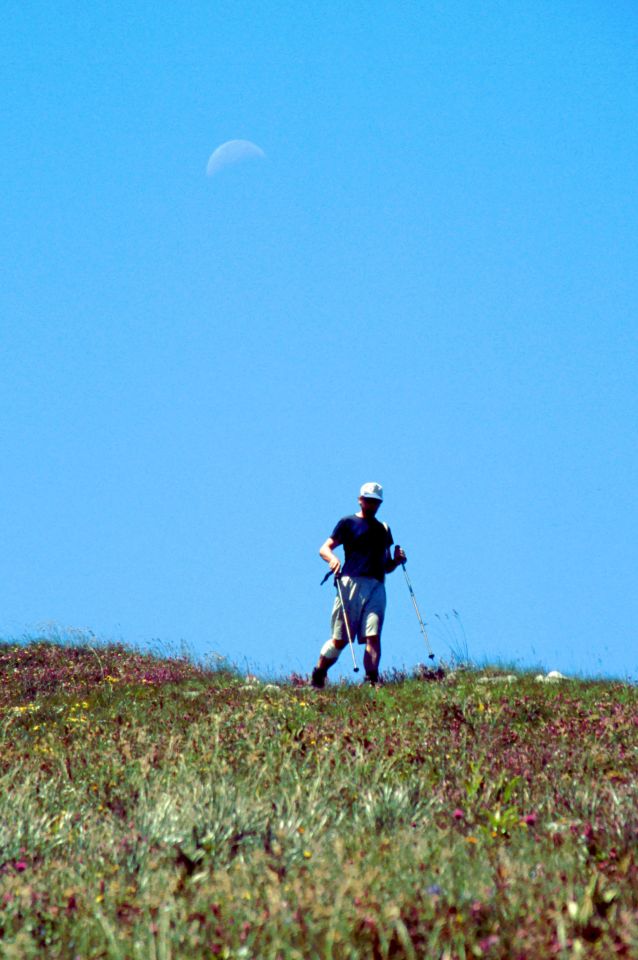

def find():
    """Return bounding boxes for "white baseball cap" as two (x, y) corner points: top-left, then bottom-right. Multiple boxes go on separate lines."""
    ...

(359, 482), (383, 501)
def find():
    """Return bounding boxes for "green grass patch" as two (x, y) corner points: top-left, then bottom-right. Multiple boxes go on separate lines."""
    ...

(0, 641), (636, 958)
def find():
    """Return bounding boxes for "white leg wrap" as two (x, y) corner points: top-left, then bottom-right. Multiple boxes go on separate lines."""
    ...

(320, 639), (342, 662)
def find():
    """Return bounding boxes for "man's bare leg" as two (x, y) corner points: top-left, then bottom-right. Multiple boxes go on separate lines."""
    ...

(363, 636), (381, 683)
(312, 638), (348, 687)
(317, 638), (348, 672)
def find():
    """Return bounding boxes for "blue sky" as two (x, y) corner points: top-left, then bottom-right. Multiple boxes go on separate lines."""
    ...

(2, 1), (637, 680)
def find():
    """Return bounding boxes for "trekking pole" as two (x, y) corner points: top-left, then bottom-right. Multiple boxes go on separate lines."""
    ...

(399, 553), (435, 660)
(334, 574), (360, 673)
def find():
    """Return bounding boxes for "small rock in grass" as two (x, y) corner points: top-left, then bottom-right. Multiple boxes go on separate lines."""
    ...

(535, 670), (569, 683)
(477, 674), (517, 684)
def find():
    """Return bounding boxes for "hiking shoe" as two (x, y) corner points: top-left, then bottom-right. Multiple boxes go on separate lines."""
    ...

(364, 672), (379, 686)
(311, 667), (327, 689)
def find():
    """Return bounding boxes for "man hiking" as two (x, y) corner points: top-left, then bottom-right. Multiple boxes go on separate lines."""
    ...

(311, 482), (407, 688)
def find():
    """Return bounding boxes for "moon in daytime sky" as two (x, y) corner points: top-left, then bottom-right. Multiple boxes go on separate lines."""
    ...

(206, 139), (266, 176)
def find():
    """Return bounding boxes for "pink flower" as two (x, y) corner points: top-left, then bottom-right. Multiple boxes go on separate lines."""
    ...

(522, 813), (537, 826)
(478, 935), (499, 951)
(453, 808), (464, 820)
(14, 861), (27, 872)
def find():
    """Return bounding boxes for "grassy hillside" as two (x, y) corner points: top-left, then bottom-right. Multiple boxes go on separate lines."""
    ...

(0, 641), (636, 959)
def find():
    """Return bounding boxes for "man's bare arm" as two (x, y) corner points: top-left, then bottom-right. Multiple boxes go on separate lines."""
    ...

(319, 537), (342, 574)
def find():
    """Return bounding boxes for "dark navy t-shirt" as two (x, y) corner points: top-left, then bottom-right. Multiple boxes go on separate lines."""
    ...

(331, 515), (394, 582)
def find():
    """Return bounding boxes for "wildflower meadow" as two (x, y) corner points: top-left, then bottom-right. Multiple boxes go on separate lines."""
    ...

(0, 641), (636, 959)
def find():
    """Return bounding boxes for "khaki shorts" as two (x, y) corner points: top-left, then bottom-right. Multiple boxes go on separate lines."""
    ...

(330, 576), (386, 643)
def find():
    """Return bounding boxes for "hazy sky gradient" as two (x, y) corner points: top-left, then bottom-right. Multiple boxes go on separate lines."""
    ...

(2, 1), (637, 679)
